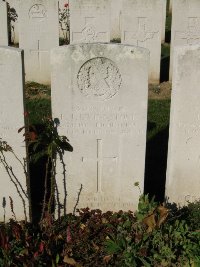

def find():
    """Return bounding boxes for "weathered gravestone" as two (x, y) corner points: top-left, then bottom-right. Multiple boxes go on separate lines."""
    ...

(51, 43), (149, 213)
(166, 45), (200, 205)
(7, 0), (20, 44)
(18, 0), (59, 84)
(121, 0), (163, 84)
(0, 0), (8, 46)
(0, 47), (29, 221)
(69, 0), (111, 44)
(170, 0), (200, 80)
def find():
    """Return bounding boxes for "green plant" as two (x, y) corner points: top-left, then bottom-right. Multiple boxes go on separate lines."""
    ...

(59, 2), (70, 45)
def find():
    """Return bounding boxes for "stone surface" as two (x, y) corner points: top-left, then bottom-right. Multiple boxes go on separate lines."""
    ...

(69, 0), (111, 44)
(51, 43), (149, 213)
(166, 45), (200, 205)
(0, 46), (29, 221)
(170, 0), (200, 80)
(0, 0), (8, 46)
(18, 0), (59, 84)
(7, 0), (20, 44)
(121, 0), (163, 84)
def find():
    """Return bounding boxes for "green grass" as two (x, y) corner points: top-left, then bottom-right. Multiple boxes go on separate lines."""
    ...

(147, 99), (171, 141)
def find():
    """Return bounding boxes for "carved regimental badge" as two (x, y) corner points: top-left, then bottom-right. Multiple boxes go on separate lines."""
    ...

(77, 57), (122, 101)
(29, 4), (47, 20)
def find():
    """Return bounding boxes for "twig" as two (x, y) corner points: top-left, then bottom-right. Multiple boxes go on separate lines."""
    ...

(73, 184), (83, 215)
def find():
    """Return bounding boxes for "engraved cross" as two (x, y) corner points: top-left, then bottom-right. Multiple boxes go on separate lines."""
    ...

(124, 17), (158, 46)
(30, 40), (48, 70)
(175, 17), (200, 45)
(82, 139), (118, 193)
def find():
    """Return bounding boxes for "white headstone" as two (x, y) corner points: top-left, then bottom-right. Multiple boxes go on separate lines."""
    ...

(110, 0), (122, 42)
(170, 0), (200, 80)
(18, 0), (59, 84)
(69, 0), (111, 44)
(121, 0), (163, 84)
(162, 0), (167, 43)
(51, 43), (149, 213)
(0, 0), (8, 46)
(166, 45), (200, 205)
(7, 0), (20, 44)
(0, 47), (29, 221)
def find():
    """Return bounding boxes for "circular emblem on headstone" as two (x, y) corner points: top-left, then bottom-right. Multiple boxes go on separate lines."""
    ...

(77, 57), (122, 101)
(29, 4), (47, 20)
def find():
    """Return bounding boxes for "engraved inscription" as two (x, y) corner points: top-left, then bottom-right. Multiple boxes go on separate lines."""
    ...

(77, 57), (122, 101)
(29, 4), (47, 20)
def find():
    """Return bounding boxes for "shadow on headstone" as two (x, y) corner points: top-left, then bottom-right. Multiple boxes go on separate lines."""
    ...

(144, 125), (169, 202)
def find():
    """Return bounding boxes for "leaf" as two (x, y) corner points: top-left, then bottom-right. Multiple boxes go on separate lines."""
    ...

(157, 205), (169, 228)
(18, 126), (25, 133)
(103, 255), (112, 264)
(143, 212), (156, 233)
(63, 255), (82, 266)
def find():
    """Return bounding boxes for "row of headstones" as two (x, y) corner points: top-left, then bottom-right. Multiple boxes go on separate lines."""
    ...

(0, 42), (199, 221)
(1, 0), (198, 85)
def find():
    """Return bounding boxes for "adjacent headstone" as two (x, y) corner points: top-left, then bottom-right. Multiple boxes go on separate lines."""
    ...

(170, 0), (200, 80)
(69, 0), (111, 44)
(110, 0), (122, 42)
(0, 0), (8, 46)
(0, 46), (29, 221)
(166, 45), (200, 205)
(162, 0), (167, 43)
(18, 0), (59, 84)
(51, 43), (149, 213)
(121, 0), (163, 84)
(7, 0), (20, 44)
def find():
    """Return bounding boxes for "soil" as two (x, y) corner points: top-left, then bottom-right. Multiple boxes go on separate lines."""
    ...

(148, 81), (172, 100)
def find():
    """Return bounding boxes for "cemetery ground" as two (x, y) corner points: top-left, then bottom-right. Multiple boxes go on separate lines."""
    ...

(1, 80), (200, 266)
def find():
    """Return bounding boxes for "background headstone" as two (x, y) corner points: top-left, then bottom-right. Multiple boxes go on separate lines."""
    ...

(18, 0), (59, 84)
(0, 46), (29, 221)
(51, 43), (149, 213)
(162, 0), (167, 43)
(170, 0), (200, 80)
(121, 0), (163, 84)
(69, 0), (111, 44)
(110, 0), (122, 42)
(0, 0), (8, 46)
(166, 45), (200, 205)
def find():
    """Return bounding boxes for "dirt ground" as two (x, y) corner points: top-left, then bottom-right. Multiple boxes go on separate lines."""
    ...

(148, 81), (172, 100)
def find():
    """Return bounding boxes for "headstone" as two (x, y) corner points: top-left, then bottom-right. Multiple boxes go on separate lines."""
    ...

(170, 0), (200, 80)
(0, 0), (8, 46)
(69, 0), (111, 44)
(0, 46), (29, 221)
(51, 43), (149, 213)
(121, 0), (163, 84)
(7, 0), (20, 44)
(18, 0), (59, 84)
(110, 0), (122, 42)
(162, 0), (167, 43)
(166, 45), (200, 205)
